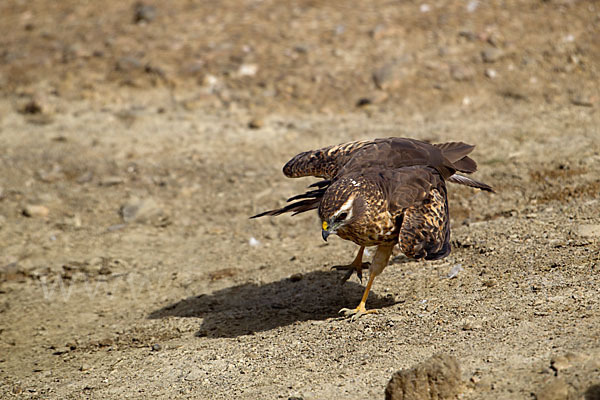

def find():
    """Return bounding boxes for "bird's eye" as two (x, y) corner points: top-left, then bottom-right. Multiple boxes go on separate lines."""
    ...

(337, 212), (348, 221)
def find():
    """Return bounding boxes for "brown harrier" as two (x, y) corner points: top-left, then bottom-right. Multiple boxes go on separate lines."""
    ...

(252, 137), (492, 319)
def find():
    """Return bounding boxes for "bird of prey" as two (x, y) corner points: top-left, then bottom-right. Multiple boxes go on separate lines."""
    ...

(252, 137), (492, 319)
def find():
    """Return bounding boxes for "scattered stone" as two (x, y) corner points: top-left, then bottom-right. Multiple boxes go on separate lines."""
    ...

(370, 24), (394, 40)
(97, 338), (113, 347)
(116, 56), (143, 72)
(248, 118), (264, 129)
(237, 64), (258, 77)
(385, 354), (462, 400)
(23, 205), (49, 218)
(484, 68), (498, 79)
(482, 279), (496, 288)
(18, 99), (43, 114)
(76, 171), (94, 184)
(576, 224), (600, 238)
(120, 197), (164, 224)
(446, 263), (463, 279)
(151, 343), (161, 351)
(585, 384), (600, 400)
(571, 93), (596, 107)
(133, 2), (156, 24)
(450, 64), (475, 82)
(289, 273), (303, 282)
(208, 268), (238, 281)
(373, 60), (408, 91)
(107, 224), (126, 232)
(249, 237), (260, 247)
(356, 91), (388, 107)
(37, 165), (64, 182)
(461, 318), (482, 331)
(79, 364), (91, 371)
(535, 378), (569, 400)
(481, 47), (505, 63)
(466, 0), (479, 12)
(99, 176), (124, 186)
(499, 87), (528, 101)
(550, 355), (572, 374)
(185, 369), (204, 381)
(16, 96), (55, 124)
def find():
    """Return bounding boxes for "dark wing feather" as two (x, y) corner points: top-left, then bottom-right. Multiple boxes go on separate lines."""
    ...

(448, 174), (494, 192)
(338, 138), (454, 178)
(250, 182), (329, 218)
(385, 166), (450, 260)
(250, 197), (321, 218)
(282, 140), (371, 179)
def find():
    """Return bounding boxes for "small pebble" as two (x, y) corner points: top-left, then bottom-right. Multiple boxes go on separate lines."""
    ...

(120, 197), (163, 223)
(481, 47), (504, 63)
(151, 343), (161, 351)
(100, 176), (124, 186)
(373, 61), (406, 90)
(238, 64), (258, 77)
(23, 205), (49, 218)
(289, 273), (303, 282)
(447, 264), (463, 279)
(485, 68), (497, 79)
(248, 118), (264, 129)
(133, 3), (156, 24)
(450, 64), (475, 81)
(576, 224), (600, 238)
(482, 279), (497, 288)
(535, 378), (569, 400)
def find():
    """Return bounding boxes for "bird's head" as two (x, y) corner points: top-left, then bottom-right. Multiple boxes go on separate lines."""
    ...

(318, 177), (367, 241)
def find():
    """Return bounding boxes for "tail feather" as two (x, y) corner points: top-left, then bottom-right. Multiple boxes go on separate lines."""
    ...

(434, 142), (475, 162)
(448, 174), (494, 192)
(435, 142), (478, 173)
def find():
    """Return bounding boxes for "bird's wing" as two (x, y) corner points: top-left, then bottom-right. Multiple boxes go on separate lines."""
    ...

(282, 139), (372, 179)
(251, 140), (372, 218)
(383, 166), (450, 260)
(338, 138), (455, 179)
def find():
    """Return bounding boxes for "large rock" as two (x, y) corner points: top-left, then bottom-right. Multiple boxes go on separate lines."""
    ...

(385, 354), (462, 400)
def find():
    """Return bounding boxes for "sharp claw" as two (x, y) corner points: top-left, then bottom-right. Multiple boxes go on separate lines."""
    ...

(338, 306), (378, 320)
(340, 269), (353, 285)
(331, 262), (369, 283)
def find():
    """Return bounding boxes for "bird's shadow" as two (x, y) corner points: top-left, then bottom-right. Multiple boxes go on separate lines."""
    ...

(148, 270), (397, 338)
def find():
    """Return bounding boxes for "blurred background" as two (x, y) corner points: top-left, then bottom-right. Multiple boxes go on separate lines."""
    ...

(1, 1), (599, 399)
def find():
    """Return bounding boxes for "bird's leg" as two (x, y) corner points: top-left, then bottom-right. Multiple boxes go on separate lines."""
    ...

(331, 246), (370, 284)
(339, 244), (393, 321)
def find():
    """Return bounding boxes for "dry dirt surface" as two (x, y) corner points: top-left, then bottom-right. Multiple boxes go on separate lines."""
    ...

(1, 0), (599, 399)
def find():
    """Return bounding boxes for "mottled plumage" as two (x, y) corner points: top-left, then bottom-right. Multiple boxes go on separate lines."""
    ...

(252, 137), (492, 319)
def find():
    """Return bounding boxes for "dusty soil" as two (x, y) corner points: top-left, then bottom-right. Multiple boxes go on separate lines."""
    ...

(1, 0), (599, 399)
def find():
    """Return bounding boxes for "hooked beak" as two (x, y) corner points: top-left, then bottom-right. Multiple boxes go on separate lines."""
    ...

(321, 220), (332, 242)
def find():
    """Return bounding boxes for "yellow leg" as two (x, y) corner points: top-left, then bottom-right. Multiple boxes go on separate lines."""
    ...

(331, 246), (370, 283)
(339, 244), (393, 321)
(339, 272), (378, 320)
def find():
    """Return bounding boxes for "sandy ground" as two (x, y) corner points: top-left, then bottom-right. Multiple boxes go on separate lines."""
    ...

(1, 1), (599, 399)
